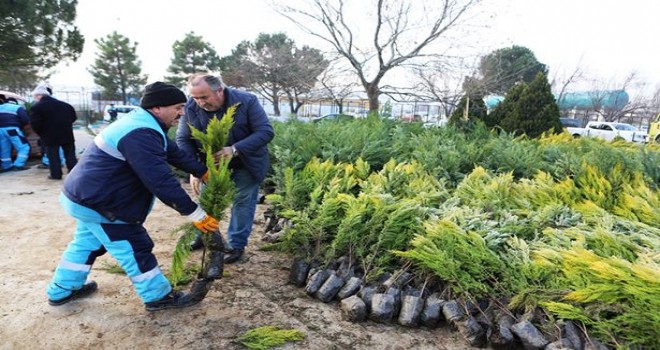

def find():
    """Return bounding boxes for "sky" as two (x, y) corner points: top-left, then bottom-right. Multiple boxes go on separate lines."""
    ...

(48, 0), (660, 98)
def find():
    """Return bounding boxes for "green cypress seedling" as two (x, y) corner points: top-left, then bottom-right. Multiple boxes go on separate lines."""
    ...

(168, 105), (237, 286)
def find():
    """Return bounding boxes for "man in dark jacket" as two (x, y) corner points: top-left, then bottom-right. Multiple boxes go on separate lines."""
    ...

(29, 85), (78, 179)
(46, 82), (221, 311)
(176, 73), (274, 263)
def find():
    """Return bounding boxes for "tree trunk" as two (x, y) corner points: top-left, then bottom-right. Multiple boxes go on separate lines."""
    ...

(366, 83), (380, 114)
(272, 95), (281, 116)
(334, 99), (343, 114)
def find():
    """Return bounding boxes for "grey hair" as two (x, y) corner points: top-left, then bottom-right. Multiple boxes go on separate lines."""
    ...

(188, 73), (226, 90)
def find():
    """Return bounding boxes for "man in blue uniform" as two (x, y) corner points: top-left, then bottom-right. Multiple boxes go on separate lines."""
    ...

(0, 94), (31, 172)
(177, 73), (274, 264)
(46, 82), (221, 311)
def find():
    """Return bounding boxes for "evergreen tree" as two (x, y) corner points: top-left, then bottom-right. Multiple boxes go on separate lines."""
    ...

(489, 82), (526, 130)
(165, 32), (222, 88)
(449, 94), (487, 128)
(0, 0), (84, 90)
(88, 32), (147, 104)
(475, 45), (547, 95)
(221, 33), (327, 116)
(495, 73), (562, 138)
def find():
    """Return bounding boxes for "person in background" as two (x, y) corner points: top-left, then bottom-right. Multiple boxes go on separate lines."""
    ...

(108, 107), (118, 121)
(46, 82), (220, 311)
(36, 87), (65, 169)
(176, 73), (274, 264)
(29, 85), (78, 180)
(0, 94), (31, 172)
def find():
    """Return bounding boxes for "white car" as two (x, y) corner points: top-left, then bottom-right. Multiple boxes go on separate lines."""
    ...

(103, 105), (138, 122)
(583, 121), (647, 144)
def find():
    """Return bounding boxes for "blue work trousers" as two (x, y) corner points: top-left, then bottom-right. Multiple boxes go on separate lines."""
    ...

(47, 219), (172, 303)
(0, 127), (30, 170)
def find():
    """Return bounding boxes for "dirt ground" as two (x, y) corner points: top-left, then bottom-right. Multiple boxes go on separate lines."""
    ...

(0, 130), (470, 350)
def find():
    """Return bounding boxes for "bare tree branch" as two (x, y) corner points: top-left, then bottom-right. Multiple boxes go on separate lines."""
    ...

(275, 0), (484, 113)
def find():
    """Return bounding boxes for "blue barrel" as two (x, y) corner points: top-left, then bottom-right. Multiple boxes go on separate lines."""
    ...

(557, 90), (628, 110)
(484, 95), (505, 110)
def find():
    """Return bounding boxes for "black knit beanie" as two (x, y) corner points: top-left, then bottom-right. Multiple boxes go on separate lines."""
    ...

(140, 82), (187, 108)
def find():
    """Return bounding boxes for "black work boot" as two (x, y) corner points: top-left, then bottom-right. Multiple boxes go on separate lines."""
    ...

(205, 251), (224, 280)
(190, 234), (204, 251)
(224, 249), (245, 264)
(48, 281), (98, 306)
(144, 291), (201, 311)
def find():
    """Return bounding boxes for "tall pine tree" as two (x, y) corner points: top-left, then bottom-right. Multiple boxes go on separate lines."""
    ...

(165, 32), (221, 88)
(0, 0), (84, 90)
(88, 31), (147, 104)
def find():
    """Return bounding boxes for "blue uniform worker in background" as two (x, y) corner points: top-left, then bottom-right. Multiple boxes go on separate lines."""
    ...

(177, 73), (274, 264)
(46, 82), (221, 311)
(0, 94), (31, 172)
(40, 146), (65, 168)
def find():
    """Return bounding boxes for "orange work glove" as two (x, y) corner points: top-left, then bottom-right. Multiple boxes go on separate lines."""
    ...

(199, 170), (210, 184)
(188, 206), (219, 234)
(193, 214), (219, 234)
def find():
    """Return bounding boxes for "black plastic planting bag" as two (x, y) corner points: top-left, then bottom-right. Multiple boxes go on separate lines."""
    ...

(561, 320), (583, 350)
(420, 293), (444, 328)
(490, 312), (516, 350)
(188, 277), (214, 302)
(358, 285), (378, 313)
(288, 259), (311, 287)
(457, 316), (487, 348)
(340, 295), (367, 322)
(442, 300), (465, 324)
(337, 276), (362, 300)
(385, 287), (402, 316)
(315, 273), (345, 302)
(336, 256), (356, 280)
(383, 271), (412, 289)
(370, 293), (396, 323)
(398, 295), (424, 327)
(510, 320), (549, 350)
(305, 269), (330, 296)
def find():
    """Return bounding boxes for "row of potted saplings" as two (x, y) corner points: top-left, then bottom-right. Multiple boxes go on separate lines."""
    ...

(289, 257), (604, 350)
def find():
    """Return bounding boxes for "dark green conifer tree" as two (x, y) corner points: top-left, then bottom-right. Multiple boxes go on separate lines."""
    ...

(449, 93), (487, 128)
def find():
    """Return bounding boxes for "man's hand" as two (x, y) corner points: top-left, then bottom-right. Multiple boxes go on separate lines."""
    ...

(190, 174), (202, 195)
(213, 146), (235, 162)
(192, 214), (219, 234)
(187, 206), (219, 234)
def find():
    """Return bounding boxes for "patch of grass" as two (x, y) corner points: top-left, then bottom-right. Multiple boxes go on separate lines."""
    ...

(100, 262), (125, 275)
(237, 326), (305, 350)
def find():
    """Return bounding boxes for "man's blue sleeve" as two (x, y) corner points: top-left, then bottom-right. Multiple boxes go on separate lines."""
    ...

(167, 140), (207, 177)
(119, 128), (198, 216)
(233, 96), (274, 154)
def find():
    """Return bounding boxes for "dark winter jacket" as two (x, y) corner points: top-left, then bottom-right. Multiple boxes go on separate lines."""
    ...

(29, 95), (77, 146)
(0, 102), (30, 128)
(63, 108), (207, 224)
(176, 87), (274, 182)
